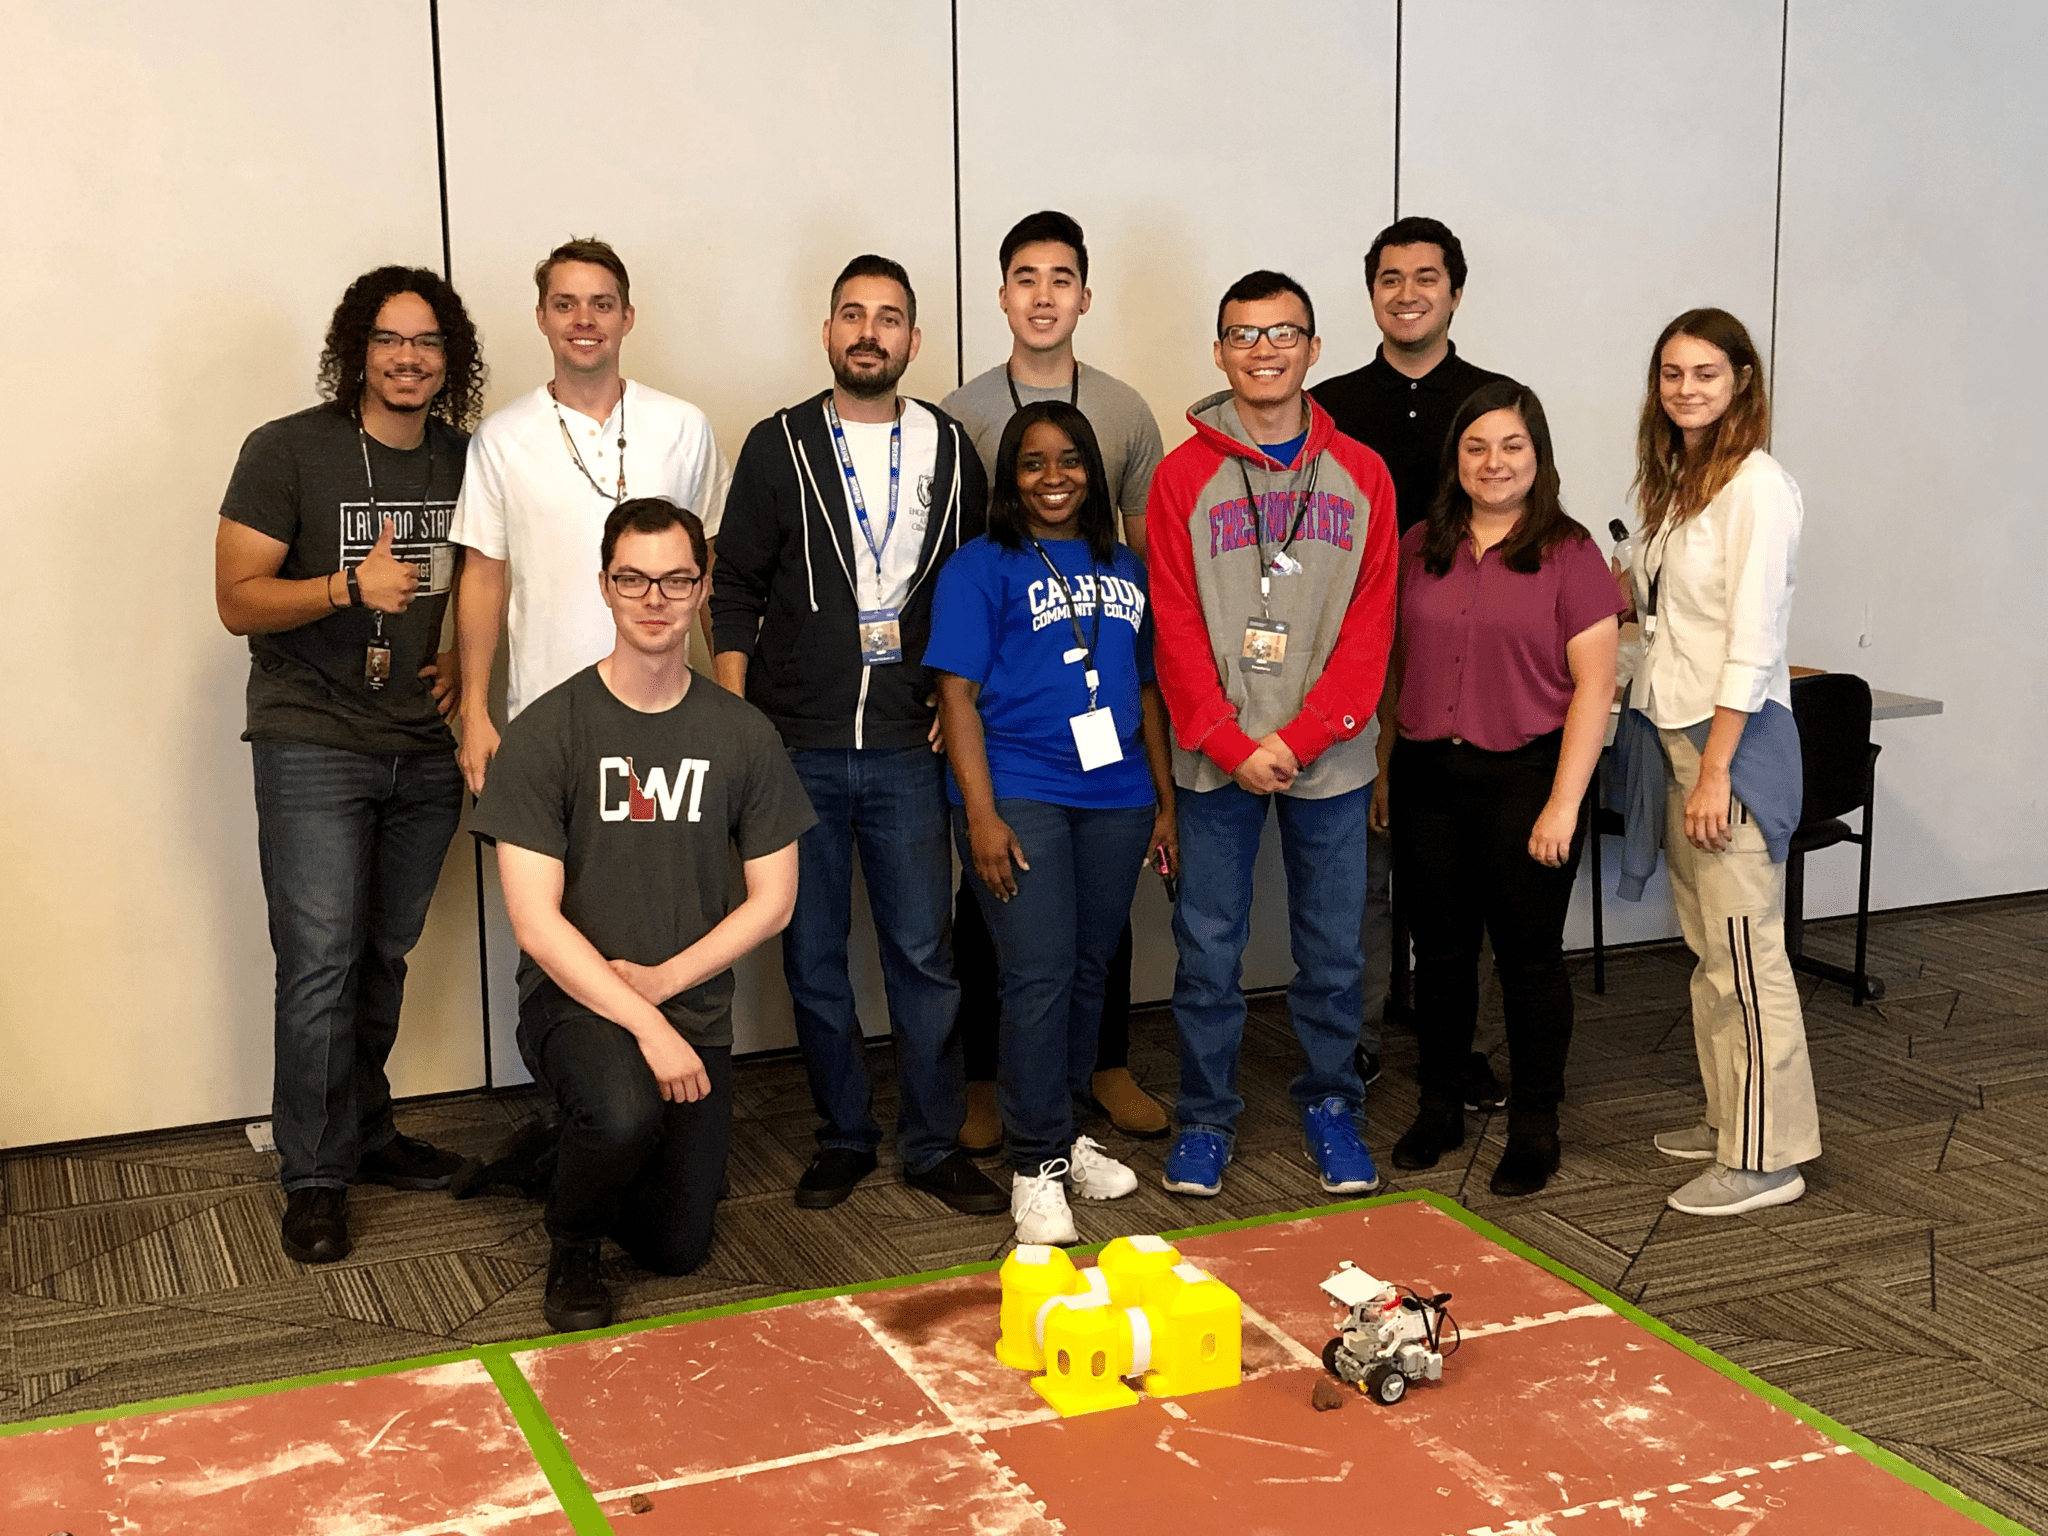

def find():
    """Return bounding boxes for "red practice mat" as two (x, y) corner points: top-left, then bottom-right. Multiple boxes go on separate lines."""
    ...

(0, 1195), (2020, 1535)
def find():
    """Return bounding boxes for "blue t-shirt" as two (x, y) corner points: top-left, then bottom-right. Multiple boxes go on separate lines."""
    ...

(924, 535), (1156, 810)
(1260, 430), (1308, 467)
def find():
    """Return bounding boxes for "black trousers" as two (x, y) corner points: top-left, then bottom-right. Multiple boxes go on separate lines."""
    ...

(955, 875), (1132, 1081)
(1391, 732), (1584, 1136)
(519, 981), (732, 1274)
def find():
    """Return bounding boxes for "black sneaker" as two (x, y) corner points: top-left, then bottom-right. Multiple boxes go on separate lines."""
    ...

(1355, 1046), (1383, 1088)
(795, 1147), (878, 1209)
(280, 1186), (352, 1264)
(905, 1150), (1010, 1214)
(450, 1120), (559, 1201)
(354, 1133), (465, 1190)
(1490, 1132), (1561, 1198)
(542, 1241), (612, 1333)
(1462, 1053), (1507, 1112)
(1391, 1104), (1466, 1171)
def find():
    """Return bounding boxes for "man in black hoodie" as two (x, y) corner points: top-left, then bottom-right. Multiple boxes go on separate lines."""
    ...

(712, 255), (1005, 1216)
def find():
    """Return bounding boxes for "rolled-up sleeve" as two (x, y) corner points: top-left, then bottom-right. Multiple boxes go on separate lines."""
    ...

(1714, 464), (1801, 713)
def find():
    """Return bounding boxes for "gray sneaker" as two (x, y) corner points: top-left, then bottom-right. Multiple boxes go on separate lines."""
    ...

(1667, 1163), (1804, 1216)
(1652, 1122), (1718, 1160)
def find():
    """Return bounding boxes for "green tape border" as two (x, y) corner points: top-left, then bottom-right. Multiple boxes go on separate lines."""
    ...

(0, 1189), (2028, 1536)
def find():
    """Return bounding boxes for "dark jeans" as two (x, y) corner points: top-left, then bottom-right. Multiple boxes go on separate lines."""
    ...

(784, 746), (962, 1175)
(519, 981), (732, 1273)
(955, 800), (1154, 1173)
(251, 740), (463, 1193)
(1171, 781), (1371, 1138)
(956, 887), (1134, 1081)
(1391, 732), (1584, 1136)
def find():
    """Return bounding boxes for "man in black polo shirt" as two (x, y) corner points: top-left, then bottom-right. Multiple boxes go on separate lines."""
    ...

(1311, 215), (1504, 1108)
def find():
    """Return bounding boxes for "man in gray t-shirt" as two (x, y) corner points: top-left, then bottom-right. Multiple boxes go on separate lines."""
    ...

(940, 210), (1173, 1147)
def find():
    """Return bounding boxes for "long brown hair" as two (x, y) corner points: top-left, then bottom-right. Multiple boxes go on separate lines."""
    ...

(1420, 378), (1588, 577)
(1632, 308), (1769, 534)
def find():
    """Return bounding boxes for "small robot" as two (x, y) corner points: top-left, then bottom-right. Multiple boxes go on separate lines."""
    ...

(1318, 1261), (1458, 1406)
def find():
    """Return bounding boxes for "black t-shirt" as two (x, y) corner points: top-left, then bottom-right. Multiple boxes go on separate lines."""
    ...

(470, 667), (819, 1047)
(1311, 343), (1502, 535)
(219, 405), (466, 753)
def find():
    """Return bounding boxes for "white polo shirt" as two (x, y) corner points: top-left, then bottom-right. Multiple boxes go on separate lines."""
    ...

(451, 380), (731, 717)
(1629, 449), (1801, 729)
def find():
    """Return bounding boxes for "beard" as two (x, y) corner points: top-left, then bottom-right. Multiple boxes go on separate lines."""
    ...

(831, 344), (908, 401)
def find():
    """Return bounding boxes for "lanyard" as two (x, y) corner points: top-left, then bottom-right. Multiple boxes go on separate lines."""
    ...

(1235, 449), (1323, 617)
(824, 396), (900, 578)
(550, 383), (627, 503)
(1032, 540), (1105, 710)
(355, 423), (434, 640)
(1642, 518), (1679, 620)
(1005, 360), (1081, 413)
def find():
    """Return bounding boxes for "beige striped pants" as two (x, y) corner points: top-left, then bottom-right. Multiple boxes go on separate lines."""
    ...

(1661, 729), (1822, 1172)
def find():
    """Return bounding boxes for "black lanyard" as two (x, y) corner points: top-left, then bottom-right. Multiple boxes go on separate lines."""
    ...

(355, 423), (435, 641)
(1235, 448), (1323, 616)
(1032, 539), (1104, 710)
(1006, 360), (1081, 413)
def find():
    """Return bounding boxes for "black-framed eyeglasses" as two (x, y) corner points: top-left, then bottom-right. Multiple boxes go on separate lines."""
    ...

(369, 329), (448, 355)
(608, 569), (703, 599)
(1220, 323), (1312, 350)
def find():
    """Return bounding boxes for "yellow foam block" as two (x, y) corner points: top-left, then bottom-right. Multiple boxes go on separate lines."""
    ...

(996, 1243), (1084, 1371)
(1136, 1262), (1242, 1398)
(1096, 1234), (1182, 1307)
(1031, 1294), (1141, 1417)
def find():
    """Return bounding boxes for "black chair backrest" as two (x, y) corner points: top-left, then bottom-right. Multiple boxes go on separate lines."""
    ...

(1790, 673), (1874, 824)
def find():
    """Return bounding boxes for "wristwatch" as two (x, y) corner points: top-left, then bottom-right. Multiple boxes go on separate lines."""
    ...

(345, 566), (362, 607)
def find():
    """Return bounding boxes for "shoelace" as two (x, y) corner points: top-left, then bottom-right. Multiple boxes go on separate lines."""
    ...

(1070, 1137), (1109, 1175)
(1019, 1158), (1072, 1217)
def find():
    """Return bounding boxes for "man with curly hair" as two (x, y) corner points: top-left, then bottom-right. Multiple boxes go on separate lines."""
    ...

(215, 264), (485, 1266)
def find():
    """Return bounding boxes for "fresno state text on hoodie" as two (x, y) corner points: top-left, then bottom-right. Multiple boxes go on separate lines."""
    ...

(1147, 391), (1397, 799)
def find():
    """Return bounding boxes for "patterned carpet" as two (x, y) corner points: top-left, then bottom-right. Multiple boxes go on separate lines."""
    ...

(4, 896), (2045, 1532)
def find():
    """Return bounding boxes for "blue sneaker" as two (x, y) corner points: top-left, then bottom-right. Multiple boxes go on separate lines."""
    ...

(1161, 1129), (1231, 1197)
(1304, 1098), (1382, 1194)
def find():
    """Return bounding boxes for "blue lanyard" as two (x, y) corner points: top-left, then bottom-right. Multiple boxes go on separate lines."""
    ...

(824, 397), (900, 578)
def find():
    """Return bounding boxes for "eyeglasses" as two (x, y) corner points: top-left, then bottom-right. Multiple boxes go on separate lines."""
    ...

(1220, 323), (1312, 350)
(608, 569), (704, 599)
(368, 329), (448, 355)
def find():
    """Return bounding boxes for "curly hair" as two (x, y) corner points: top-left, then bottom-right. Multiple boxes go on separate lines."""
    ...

(316, 265), (486, 432)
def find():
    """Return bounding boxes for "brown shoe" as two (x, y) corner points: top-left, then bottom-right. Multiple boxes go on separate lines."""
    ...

(959, 1080), (1002, 1155)
(1091, 1068), (1169, 1139)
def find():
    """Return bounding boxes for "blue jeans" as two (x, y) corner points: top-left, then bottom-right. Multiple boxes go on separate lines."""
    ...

(784, 746), (962, 1175)
(1359, 822), (1392, 1054)
(955, 799), (1154, 1173)
(519, 981), (731, 1272)
(251, 740), (463, 1192)
(1171, 780), (1371, 1138)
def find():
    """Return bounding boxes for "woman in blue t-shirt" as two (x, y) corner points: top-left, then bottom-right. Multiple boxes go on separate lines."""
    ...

(927, 401), (1176, 1246)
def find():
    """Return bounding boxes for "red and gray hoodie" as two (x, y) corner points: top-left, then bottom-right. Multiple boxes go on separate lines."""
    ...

(1147, 391), (1397, 798)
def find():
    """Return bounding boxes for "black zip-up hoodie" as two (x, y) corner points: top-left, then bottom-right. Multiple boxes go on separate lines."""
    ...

(711, 391), (987, 751)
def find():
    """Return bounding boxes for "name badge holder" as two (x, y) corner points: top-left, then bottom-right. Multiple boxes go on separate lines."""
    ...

(1032, 542), (1122, 772)
(825, 396), (903, 663)
(1234, 449), (1322, 677)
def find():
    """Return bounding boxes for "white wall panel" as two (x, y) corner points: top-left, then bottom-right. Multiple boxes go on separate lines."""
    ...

(439, 0), (957, 1056)
(1398, 0), (1784, 948)
(0, 2), (477, 1147)
(959, 0), (1399, 997)
(1774, 0), (2048, 913)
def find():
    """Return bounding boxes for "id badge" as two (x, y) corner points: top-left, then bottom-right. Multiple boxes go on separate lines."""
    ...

(364, 637), (392, 691)
(858, 607), (903, 665)
(1239, 616), (1290, 674)
(1070, 707), (1123, 771)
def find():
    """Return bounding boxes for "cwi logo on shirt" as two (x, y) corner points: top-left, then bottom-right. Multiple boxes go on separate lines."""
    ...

(599, 756), (710, 823)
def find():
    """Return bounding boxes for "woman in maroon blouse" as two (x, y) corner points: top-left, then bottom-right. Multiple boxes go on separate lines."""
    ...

(1374, 377), (1624, 1196)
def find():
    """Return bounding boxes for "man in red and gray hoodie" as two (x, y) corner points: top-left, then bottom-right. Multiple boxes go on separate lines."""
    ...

(1147, 270), (1398, 1200)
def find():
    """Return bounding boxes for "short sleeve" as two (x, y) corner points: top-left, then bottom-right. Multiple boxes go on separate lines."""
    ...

(470, 703), (571, 860)
(921, 545), (1000, 685)
(448, 424), (511, 560)
(677, 406), (732, 539)
(732, 713), (818, 861)
(219, 423), (302, 547)
(1117, 402), (1167, 525)
(1555, 534), (1629, 641)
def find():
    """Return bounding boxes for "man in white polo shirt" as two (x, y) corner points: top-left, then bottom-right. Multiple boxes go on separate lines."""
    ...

(452, 237), (731, 790)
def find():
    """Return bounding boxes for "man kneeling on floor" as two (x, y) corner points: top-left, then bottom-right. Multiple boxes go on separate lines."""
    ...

(473, 497), (816, 1332)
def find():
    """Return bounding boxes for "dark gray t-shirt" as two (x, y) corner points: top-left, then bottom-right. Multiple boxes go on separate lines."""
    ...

(219, 405), (465, 753)
(470, 666), (818, 1047)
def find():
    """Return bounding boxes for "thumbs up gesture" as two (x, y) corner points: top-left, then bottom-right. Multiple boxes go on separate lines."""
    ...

(355, 516), (420, 613)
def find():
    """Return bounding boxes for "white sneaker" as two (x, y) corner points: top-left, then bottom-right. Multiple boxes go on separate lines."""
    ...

(1012, 1160), (1079, 1245)
(1653, 1122), (1719, 1160)
(1067, 1136), (1138, 1201)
